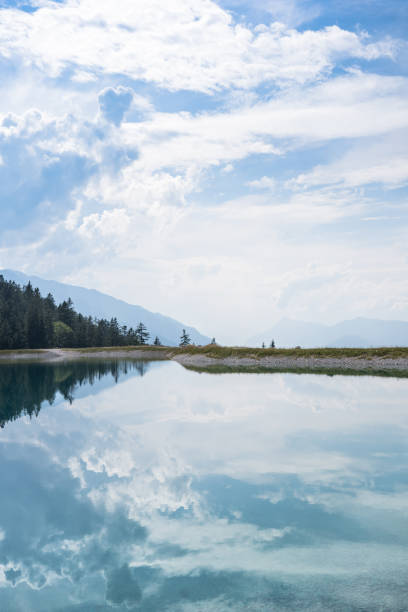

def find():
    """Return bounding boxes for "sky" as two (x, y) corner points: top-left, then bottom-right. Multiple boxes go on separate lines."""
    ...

(0, 0), (407, 343)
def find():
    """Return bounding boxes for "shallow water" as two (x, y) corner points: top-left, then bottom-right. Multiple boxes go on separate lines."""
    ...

(0, 359), (407, 611)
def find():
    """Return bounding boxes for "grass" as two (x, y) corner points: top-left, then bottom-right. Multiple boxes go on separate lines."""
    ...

(0, 345), (170, 363)
(0, 345), (169, 355)
(0, 348), (46, 355)
(1, 344), (407, 379)
(70, 345), (168, 353)
(168, 344), (408, 359)
(1, 345), (408, 359)
(183, 363), (408, 378)
(1, 344), (408, 378)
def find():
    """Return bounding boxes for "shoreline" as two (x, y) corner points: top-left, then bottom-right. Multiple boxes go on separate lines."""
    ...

(0, 348), (169, 362)
(171, 353), (408, 375)
(1, 346), (408, 375)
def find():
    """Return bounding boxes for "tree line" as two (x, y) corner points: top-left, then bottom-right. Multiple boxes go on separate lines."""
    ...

(0, 275), (165, 350)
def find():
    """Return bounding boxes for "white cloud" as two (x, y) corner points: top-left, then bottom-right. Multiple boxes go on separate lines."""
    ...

(289, 130), (408, 190)
(0, 2), (407, 341)
(0, 1), (396, 93)
(113, 72), (408, 178)
(78, 208), (131, 239)
(264, 0), (321, 27)
(1, 74), (407, 341)
(247, 176), (276, 190)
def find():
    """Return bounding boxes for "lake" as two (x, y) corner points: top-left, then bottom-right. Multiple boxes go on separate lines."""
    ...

(0, 359), (407, 611)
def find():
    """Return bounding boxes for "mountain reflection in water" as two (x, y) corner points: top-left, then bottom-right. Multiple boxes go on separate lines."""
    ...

(0, 360), (407, 611)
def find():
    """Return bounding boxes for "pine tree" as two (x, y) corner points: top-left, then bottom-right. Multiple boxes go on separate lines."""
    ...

(99, 319), (108, 345)
(179, 329), (191, 347)
(0, 276), (25, 348)
(57, 298), (76, 328)
(135, 322), (150, 345)
(43, 293), (56, 347)
(0, 276), (158, 350)
(270, 339), (275, 348)
(108, 317), (121, 346)
(153, 336), (162, 346)
(127, 327), (137, 345)
(25, 288), (46, 349)
(262, 342), (265, 348)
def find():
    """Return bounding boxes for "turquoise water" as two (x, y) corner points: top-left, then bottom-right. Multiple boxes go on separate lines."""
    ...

(0, 360), (407, 611)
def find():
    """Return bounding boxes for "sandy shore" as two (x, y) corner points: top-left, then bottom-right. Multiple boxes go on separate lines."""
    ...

(0, 348), (169, 362)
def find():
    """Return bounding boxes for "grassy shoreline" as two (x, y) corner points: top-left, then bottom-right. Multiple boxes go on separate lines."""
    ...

(167, 345), (408, 359)
(182, 363), (408, 378)
(1, 345), (408, 378)
(1, 344), (408, 359)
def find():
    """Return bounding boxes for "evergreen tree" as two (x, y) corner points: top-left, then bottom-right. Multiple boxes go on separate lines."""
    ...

(262, 342), (265, 348)
(0, 275), (156, 351)
(57, 298), (76, 329)
(96, 319), (109, 346)
(179, 329), (191, 347)
(87, 317), (97, 347)
(121, 325), (128, 344)
(43, 293), (57, 347)
(153, 336), (162, 346)
(75, 314), (89, 348)
(24, 281), (34, 300)
(270, 339), (275, 348)
(108, 317), (121, 346)
(25, 288), (46, 349)
(127, 327), (137, 345)
(135, 322), (150, 345)
(0, 277), (26, 348)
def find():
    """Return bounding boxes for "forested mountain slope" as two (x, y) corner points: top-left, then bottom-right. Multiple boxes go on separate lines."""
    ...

(0, 270), (210, 347)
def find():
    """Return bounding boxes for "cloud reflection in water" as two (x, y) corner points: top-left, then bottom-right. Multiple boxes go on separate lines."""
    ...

(0, 360), (407, 610)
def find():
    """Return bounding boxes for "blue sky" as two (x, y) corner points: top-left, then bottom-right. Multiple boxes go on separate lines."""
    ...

(0, 0), (407, 342)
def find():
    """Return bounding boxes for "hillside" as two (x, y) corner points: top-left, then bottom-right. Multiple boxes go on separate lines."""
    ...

(0, 269), (210, 347)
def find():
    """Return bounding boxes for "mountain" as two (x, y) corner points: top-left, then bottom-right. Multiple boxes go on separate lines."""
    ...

(0, 269), (210, 347)
(248, 317), (408, 348)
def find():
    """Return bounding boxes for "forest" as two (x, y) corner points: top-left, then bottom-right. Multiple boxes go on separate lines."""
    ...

(0, 275), (154, 350)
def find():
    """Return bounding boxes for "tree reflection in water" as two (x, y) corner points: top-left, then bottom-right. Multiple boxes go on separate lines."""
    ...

(0, 360), (151, 428)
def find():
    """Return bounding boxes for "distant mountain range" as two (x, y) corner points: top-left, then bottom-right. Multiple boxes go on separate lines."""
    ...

(248, 317), (408, 348)
(2, 269), (406, 348)
(0, 269), (210, 347)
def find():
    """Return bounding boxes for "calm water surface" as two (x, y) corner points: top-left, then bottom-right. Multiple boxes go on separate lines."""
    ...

(0, 360), (407, 611)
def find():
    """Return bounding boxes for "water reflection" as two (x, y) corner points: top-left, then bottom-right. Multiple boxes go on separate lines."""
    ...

(0, 360), (152, 428)
(0, 361), (408, 611)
